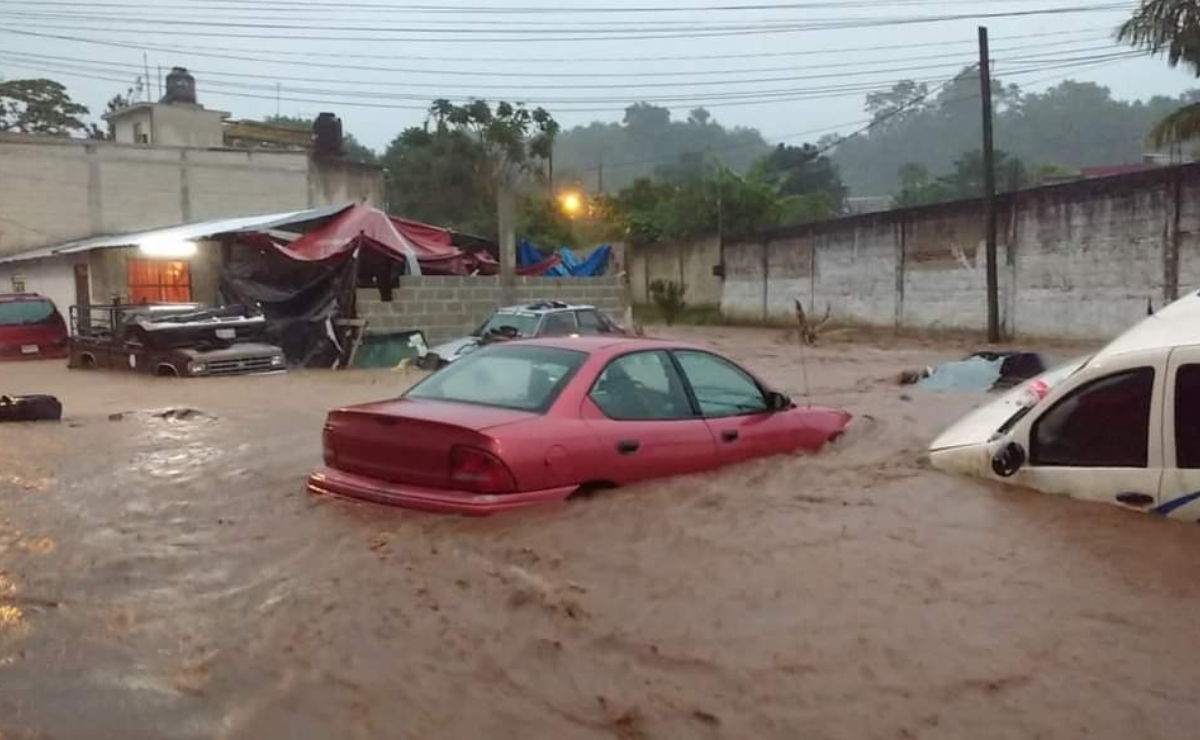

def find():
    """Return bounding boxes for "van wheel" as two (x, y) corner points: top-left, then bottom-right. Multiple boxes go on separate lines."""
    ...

(155, 364), (180, 378)
(78, 353), (97, 369)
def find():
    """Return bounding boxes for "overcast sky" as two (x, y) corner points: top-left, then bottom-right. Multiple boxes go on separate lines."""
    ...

(0, 0), (1194, 151)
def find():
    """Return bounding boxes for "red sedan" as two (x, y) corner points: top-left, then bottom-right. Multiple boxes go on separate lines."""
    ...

(0, 293), (69, 361)
(309, 336), (851, 515)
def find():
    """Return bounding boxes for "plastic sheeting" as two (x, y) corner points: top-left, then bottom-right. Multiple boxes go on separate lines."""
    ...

(218, 246), (358, 369)
(516, 240), (611, 277)
(260, 204), (497, 277)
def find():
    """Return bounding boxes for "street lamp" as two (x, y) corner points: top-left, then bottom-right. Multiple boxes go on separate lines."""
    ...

(557, 189), (583, 218)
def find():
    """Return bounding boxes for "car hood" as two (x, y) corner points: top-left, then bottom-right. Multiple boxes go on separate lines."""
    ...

(928, 356), (1088, 451)
(427, 336), (481, 360)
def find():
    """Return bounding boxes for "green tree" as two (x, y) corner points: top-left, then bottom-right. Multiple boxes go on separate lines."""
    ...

(1119, 0), (1200, 145)
(263, 114), (377, 164)
(891, 150), (1028, 208)
(382, 125), (493, 235)
(425, 99), (559, 273)
(0, 78), (90, 136)
(552, 103), (770, 192)
(749, 143), (847, 209)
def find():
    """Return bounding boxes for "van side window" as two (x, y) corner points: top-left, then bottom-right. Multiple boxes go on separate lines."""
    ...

(1030, 367), (1155, 468)
(1176, 365), (1200, 468)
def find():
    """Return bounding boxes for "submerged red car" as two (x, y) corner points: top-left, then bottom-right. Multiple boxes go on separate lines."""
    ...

(309, 336), (851, 515)
(0, 293), (69, 361)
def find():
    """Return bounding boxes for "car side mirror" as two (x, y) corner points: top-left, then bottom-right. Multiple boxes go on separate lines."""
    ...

(991, 441), (1026, 478)
(766, 391), (792, 411)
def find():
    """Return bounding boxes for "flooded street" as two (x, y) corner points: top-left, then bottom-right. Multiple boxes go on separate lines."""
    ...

(4, 327), (1200, 739)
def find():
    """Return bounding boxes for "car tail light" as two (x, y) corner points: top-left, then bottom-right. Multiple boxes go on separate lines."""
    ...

(449, 445), (516, 494)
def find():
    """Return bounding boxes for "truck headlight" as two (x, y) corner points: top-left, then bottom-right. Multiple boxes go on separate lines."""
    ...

(271, 355), (285, 367)
(189, 362), (206, 375)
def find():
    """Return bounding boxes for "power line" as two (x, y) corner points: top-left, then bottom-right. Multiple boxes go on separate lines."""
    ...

(0, 31), (1117, 81)
(0, 5), (1135, 43)
(0, 50), (1144, 114)
(0, 25), (1113, 65)
(0, 0), (1132, 11)
(0, 44), (1133, 93)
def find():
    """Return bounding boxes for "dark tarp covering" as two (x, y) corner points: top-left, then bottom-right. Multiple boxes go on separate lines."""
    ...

(218, 243), (358, 368)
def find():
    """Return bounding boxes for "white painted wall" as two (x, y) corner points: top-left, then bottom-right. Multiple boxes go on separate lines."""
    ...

(718, 166), (1200, 340)
(0, 256), (82, 323)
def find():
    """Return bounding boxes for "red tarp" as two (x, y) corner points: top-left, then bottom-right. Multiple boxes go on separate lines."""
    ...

(267, 204), (498, 275)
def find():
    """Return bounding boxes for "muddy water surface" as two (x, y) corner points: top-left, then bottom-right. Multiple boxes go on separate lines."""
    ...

(2, 328), (1199, 739)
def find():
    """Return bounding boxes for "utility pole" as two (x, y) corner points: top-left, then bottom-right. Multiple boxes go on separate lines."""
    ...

(547, 141), (555, 197)
(979, 25), (1001, 343)
(597, 158), (604, 193)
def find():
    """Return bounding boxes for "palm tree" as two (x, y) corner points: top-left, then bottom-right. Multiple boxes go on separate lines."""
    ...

(1119, 0), (1200, 146)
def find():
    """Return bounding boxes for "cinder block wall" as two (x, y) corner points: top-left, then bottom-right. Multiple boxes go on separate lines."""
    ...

(356, 276), (628, 345)
(715, 163), (1200, 341)
(0, 133), (384, 259)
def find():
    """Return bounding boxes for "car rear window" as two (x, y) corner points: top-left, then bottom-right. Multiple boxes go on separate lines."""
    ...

(0, 300), (55, 326)
(406, 345), (586, 412)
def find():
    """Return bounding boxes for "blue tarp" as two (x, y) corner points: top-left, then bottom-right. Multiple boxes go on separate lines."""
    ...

(516, 240), (612, 277)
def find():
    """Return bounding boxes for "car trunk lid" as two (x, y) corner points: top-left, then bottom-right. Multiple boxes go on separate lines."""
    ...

(323, 398), (534, 488)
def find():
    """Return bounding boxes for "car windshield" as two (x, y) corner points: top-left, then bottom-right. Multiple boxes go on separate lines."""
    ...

(473, 312), (540, 337)
(993, 356), (1091, 437)
(0, 300), (55, 326)
(406, 344), (587, 412)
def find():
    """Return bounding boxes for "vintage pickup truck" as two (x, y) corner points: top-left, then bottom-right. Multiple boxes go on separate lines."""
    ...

(68, 303), (287, 378)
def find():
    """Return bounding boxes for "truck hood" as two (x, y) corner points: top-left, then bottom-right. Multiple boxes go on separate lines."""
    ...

(928, 356), (1087, 452)
(174, 342), (284, 361)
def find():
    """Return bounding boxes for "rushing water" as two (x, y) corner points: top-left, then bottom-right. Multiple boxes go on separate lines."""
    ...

(2, 327), (1199, 740)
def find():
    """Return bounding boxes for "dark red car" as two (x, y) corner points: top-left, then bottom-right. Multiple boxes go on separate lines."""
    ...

(0, 293), (69, 361)
(309, 336), (851, 515)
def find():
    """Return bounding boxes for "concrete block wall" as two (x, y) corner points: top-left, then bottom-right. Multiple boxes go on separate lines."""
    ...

(0, 134), (384, 259)
(716, 163), (1200, 341)
(357, 276), (628, 345)
(628, 237), (722, 306)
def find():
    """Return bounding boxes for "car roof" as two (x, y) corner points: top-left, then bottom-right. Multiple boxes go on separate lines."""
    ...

(498, 335), (703, 354)
(496, 300), (595, 314)
(0, 293), (52, 302)
(1093, 290), (1200, 360)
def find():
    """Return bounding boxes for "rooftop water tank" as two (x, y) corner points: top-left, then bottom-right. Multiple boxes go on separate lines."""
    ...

(312, 112), (344, 157)
(161, 67), (197, 105)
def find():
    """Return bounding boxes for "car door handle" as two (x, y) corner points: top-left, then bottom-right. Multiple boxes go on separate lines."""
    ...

(721, 430), (739, 442)
(616, 440), (640, 455)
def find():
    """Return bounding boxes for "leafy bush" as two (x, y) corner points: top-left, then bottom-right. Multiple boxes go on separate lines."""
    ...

(649, 279), (687, 326)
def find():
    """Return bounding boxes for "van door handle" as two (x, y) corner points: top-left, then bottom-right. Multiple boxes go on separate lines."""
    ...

(616, 440), (640, 455)
(721, 430), (739, 442)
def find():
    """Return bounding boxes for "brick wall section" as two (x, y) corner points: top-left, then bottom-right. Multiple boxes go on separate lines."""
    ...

(356, 276), (629, 345)
(712, 163), (1200, 340)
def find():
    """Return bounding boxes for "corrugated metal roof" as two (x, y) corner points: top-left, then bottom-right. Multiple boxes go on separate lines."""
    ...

(0, 203), (352, 265)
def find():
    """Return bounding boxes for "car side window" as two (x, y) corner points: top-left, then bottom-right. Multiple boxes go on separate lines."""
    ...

(540, 312), (577, 336)
(1030, 367), (1155, 468)
(673, 350), (768, 417)
(575, 310), (607, 334)
(1176, 364), (1200, 468)
(589, 351), (695, 421)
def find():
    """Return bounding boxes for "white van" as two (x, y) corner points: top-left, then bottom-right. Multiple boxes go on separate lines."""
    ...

(929, 290), (1200, 520)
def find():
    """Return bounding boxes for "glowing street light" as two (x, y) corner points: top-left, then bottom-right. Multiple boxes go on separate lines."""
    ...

(558, 190), (583, 217)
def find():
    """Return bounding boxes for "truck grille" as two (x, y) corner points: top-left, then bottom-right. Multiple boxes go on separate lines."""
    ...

(207, 356), (277, 376)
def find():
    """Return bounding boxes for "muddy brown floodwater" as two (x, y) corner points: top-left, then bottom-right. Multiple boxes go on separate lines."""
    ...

(3, 327), (1200, 739)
